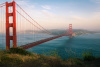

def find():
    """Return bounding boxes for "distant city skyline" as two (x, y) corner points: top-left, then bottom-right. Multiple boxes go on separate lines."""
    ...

(0, 0), (100, 31)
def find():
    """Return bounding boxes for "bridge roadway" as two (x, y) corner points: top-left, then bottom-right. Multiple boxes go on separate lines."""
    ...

(20, 34), (69, 49)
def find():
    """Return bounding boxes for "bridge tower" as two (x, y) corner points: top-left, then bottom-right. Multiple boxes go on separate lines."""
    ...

(6, 1), (17, 50)
(69, 24), (72, 38)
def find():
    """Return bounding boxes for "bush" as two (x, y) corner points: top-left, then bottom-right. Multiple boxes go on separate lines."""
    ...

(1, 55), (22, 64)
(6, 48), (32, 56)
(43, 50), (61, 58)
(66, 58), (83, 65)
(82, 51), (95, 61)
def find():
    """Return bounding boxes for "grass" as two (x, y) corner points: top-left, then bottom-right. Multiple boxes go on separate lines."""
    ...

(0, 48), (100, 67)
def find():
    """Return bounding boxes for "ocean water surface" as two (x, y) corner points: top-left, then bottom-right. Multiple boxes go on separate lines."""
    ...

(0, 33), (100, 59)
(27, 33), (100, 59)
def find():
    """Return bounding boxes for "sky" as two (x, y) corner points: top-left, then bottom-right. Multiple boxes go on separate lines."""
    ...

(0, 0), (100, 31)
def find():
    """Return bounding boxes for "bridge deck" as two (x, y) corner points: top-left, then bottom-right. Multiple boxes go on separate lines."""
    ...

(20, 34), (68, 49)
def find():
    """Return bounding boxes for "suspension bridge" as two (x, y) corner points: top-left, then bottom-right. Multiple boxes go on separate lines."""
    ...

(0, 1), (73, 50)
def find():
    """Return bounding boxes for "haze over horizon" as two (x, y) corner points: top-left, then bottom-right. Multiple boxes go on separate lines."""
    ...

(0, 0), (100, 31)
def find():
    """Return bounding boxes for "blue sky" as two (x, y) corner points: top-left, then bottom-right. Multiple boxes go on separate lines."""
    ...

(0, 0), (100, 31)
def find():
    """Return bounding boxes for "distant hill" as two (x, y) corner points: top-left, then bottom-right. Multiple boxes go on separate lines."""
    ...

(72, 29), (98, 35)
(49, 29), (99, 35)
(24, 29), (99, 35)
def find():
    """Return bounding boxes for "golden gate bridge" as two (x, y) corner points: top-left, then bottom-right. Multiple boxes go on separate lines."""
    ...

(0, 1), (73, 50)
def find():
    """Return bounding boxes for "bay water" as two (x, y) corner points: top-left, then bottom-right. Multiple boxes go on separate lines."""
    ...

(0, 33), (100, 59)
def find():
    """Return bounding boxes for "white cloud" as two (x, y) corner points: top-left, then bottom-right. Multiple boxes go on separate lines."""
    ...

(69, 12), (100, 31)
(92, 12), (100, 18)
(91, 0), (100, 3)
(1, 0), (100, 30)
(41, 5), (51, 10)
(41, 10), (55, 17)
(16, 0), (35, 8)
(70, 16), (85, 21)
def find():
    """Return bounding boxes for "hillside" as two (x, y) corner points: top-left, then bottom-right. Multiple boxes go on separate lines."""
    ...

(24, 29), (99, 35)
(49, 29), (98, 35)
(0, 48), (100, 67)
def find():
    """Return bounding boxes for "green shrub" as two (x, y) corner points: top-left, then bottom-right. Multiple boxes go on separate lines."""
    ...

(1, 55), (22, 64)
(65, 48), (77, 58)
(43, 50), (61, 58)
(6, 48), (32, 56)
(82, 51), (95, 61)
(66, 58), (83, 65)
